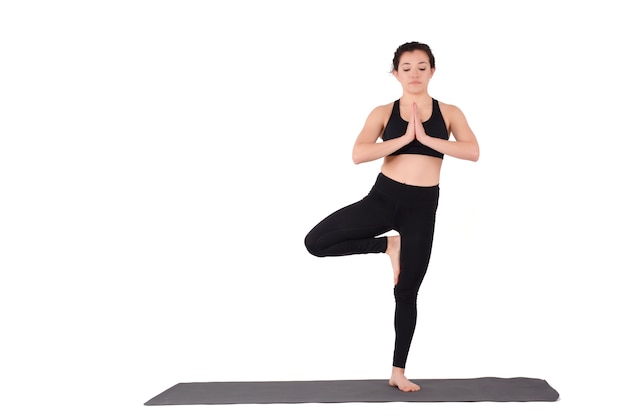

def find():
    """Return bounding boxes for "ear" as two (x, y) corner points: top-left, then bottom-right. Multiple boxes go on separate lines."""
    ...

(392, 69), (399, 81)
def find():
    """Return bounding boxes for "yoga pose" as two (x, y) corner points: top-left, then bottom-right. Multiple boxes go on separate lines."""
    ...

(304, 41), (479, 392)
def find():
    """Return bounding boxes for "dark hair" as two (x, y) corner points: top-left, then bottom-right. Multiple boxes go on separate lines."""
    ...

(391, 41), (435, 72)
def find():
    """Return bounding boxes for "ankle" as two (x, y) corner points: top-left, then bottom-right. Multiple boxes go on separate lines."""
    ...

(391, 366), (406, 376)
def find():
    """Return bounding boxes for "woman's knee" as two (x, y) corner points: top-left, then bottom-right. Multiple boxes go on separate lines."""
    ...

(394, 285), (420, 304)
(304, 231), (325, 257)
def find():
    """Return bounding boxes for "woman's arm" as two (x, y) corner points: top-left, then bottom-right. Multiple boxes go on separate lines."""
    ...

(352, 105), (414, 164)
(416, 103), (480, 162)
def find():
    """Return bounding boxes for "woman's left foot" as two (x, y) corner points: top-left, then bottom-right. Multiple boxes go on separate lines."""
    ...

(386, 235), (401, 285)
(389, 368), (421, 392)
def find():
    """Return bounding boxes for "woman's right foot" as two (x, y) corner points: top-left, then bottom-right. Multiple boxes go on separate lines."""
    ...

(389, 367), (421, 392)
(386, 235), (401, 285)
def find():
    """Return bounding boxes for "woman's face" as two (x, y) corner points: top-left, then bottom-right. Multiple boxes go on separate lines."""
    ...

(393, 50), (435, 93)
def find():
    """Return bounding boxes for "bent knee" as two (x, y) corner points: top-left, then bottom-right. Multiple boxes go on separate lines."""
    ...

(304, 233), (325, 257)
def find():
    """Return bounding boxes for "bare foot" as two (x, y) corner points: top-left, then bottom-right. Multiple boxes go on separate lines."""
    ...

(389, 367), (421, 392)
(386, 235), (401, 285)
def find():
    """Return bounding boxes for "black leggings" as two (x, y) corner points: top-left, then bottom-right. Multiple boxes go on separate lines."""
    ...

(304, 173), (439, 368)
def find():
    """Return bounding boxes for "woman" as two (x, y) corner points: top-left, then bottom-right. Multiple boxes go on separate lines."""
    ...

(304, 41), (479, 392)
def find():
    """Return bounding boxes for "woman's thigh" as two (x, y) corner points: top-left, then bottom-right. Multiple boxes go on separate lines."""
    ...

(305, 192), (395, 256)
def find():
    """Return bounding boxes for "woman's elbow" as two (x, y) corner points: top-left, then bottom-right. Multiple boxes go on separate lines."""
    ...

(467, 144), (480, 162)
(352, 149), (365, 164)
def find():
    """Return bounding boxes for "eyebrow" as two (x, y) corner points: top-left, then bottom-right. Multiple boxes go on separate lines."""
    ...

(400, 61), (428, 66)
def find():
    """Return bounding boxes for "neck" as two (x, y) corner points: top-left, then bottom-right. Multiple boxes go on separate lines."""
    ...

(400, 92), (431, 105)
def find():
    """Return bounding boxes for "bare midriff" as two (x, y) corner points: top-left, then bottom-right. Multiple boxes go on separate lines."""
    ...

(381, 154), (443, 186)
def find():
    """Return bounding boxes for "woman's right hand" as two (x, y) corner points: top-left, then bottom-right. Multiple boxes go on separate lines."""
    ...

(352, 102), (418, 164)
(401, 102), (417, 145)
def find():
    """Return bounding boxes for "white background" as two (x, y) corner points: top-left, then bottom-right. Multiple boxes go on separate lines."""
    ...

(1, 1), (624, 416)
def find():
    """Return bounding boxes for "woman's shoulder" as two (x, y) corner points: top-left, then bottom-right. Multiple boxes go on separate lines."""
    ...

(361, 101), (395, 130)
(369, 101), (395, 118)
(436, 99), (459, 111)
(436, 100), (464, 119)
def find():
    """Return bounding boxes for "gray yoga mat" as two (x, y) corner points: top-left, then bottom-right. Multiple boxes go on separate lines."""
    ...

(144, 377), (559, 405)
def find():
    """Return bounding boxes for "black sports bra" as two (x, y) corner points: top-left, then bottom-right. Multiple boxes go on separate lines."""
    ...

(381, 98), (449, 159)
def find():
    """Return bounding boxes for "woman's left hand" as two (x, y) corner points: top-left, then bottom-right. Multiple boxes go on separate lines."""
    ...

(413, 102), (427, 142)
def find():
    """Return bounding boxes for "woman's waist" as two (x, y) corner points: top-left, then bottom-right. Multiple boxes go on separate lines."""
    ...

(381, 154), (442, 187)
